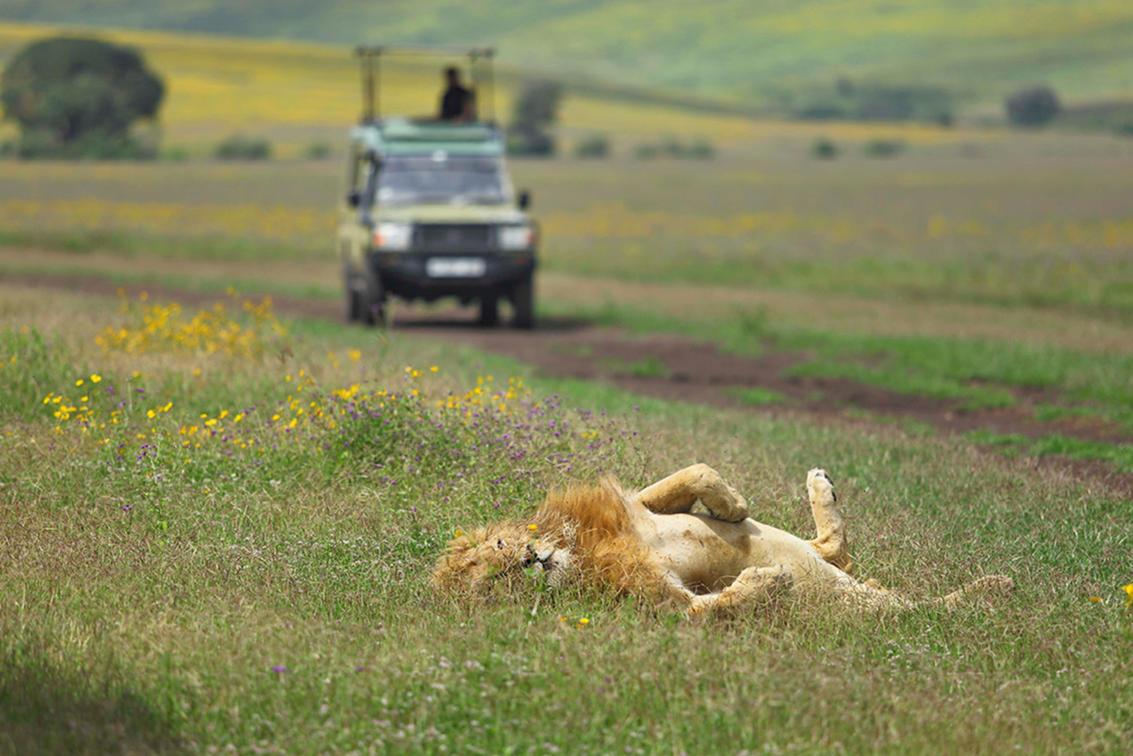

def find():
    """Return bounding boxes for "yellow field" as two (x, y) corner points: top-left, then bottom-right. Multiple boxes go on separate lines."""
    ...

(0, 21), (982, 153)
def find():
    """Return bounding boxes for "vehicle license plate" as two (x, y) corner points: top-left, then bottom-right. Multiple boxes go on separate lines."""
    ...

(426, 257), (486, 277)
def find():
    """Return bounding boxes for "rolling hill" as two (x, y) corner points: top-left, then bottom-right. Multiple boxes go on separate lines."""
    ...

(2, 0), (1133, 113)
(1, 21), (989, 153)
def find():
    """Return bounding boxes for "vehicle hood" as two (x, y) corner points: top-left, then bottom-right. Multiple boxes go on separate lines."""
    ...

(375, 205), (529, 224)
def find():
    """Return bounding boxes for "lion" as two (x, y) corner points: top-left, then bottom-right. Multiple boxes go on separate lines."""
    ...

(432, 465), (1013, 616)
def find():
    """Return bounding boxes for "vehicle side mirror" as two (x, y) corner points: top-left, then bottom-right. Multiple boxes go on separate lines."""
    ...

(348, 189), (361, 208)
(517, 190), (531, 210)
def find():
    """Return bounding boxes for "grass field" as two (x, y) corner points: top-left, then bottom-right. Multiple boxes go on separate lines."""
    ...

(3, 135), (1133, 440)
(2, 144), (1133, 751)
(2, 286), (1131, 753)
(5, 1), (1133, 110)
(2, 21), (1133, 754)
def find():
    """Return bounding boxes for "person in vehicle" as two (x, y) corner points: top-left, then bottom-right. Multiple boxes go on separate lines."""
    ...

(438, 66), (475, 121)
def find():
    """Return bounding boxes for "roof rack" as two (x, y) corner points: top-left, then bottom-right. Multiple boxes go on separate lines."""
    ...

(350, 117), (503, 157)
(354, 45), (497, 125)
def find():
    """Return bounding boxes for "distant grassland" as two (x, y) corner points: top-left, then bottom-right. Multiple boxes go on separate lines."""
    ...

(0, 21), (991, 153)
(1, 147), (1131, 316)
(3, 1), (1133, 108)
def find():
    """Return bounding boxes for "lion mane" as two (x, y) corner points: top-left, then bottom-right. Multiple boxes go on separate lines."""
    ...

(431, 478), (670, 601)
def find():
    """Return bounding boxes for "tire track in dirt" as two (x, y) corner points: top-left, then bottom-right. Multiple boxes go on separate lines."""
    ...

(8, 272), (1131, 499)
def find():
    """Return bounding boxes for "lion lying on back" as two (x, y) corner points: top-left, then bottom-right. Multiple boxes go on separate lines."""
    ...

(432, 465), (1012, 616)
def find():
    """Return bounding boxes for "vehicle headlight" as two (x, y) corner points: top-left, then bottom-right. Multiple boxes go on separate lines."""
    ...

(498, 225), (535, 251)
(373, 222), (413, 251)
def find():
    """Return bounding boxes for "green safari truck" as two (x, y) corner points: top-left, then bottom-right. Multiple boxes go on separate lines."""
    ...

(338, 114), (537, 328)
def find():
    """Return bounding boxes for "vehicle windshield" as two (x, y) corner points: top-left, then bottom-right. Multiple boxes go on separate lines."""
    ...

(376, 155), (509, 206)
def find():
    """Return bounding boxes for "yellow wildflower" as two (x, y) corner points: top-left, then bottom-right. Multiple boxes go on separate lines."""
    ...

(90, 374), (101, 383)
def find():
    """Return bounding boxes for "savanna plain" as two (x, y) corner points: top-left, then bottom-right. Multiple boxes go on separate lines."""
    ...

(2, 26), (1133, 756)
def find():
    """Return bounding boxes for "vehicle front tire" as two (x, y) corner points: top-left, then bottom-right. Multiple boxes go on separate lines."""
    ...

(343, 271), (363, 323)
(345, 271), (385, 326)
(479, 296), (499, 327)
(511, 274), (534, 330)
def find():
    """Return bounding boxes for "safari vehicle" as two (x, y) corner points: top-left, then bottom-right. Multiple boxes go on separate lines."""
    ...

(339, 46), (537, 328)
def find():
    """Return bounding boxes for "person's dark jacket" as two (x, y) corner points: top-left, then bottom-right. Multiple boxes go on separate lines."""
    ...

(439, 85), (473, 120)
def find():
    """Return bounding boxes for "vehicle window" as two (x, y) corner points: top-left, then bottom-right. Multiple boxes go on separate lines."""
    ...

(376, 155), (509, 206)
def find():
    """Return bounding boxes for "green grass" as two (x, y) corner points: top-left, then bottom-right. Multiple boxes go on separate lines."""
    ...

(0, 227), (317, 263)
(4, 148), (1133, 458)
(2, 289), (1132, 753)
(4, 152), (1133, 319)
(966, 429), (1133, 472)
(726, 386), (787, 407)
(552, 296), (1133, 432)
(618, 355), (670, 378)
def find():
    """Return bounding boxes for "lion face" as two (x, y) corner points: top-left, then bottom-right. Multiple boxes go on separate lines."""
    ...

(432, 522), (575, 595)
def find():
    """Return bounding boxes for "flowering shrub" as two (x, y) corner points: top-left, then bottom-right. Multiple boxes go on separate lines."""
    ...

(95, 290), (287, 358)
(36, 357), (633, 511)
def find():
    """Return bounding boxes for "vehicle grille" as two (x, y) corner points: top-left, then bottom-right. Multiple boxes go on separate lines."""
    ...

(418, 224), (492, 251)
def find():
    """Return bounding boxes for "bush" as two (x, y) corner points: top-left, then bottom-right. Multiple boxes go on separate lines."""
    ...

(862, 139), (905, 158)
(508, 79), (563, 157)
(632, 137), (715, 160)
(0, 36), (164, 159)
(159, 144), (189, 162)
(574, 134), (610, 159)
(507, 130), (555, 158)
(811, 138), (838, 159)
(13, 129), (156, 159)
(684, 138), (715, 159)
(794, 81), (952, 125)
(213, 134), (272, 161)
(1005, 86), (1060, 127)
(305, 141), (330, 160)
(633, 143), (659, 160)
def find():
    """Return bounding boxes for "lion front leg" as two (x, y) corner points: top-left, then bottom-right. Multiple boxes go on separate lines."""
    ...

(687, 566), (794, 617)
(632, 463), (749, 522)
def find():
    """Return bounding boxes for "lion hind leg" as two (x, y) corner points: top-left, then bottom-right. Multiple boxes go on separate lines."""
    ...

(806, 468), (852, 573)
(687, 566), (794, 618)
(632, 464), (749, 522)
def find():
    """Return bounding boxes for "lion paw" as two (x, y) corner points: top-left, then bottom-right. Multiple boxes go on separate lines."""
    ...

(807, 468), (836, 503)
